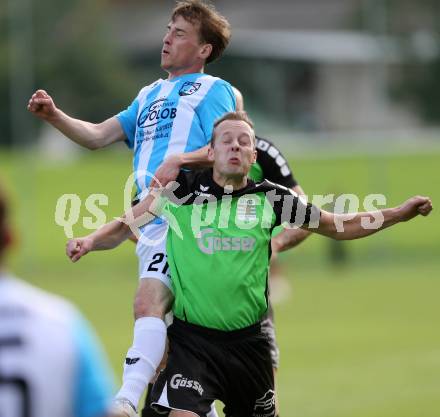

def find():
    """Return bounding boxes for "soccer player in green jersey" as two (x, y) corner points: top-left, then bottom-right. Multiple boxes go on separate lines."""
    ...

(68, 111), (432, 417)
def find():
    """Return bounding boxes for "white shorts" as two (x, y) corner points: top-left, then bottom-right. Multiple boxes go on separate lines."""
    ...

(136, 222), (172, 289)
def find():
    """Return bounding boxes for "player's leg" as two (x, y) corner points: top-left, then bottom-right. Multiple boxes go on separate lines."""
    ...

(141, 338), (219, 417)
(143, 386), (218, 417)
(142, 384), (164, 417)
(116, 279), (172, 412)
(261, 302), (281, 416)
(206, 403), (219, 417)
(169, 411), (196, 417)
(142, 340), (170, 417)
(166, 403), (218, 416)
(115, 223), (173, 414)
(273, 368), (280, 417)
(144, 393), (219, 417)
(222, 324), (276, 417)
(149, 319), (221, 417)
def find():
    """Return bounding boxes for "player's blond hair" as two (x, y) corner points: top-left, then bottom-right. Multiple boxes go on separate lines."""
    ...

(211, 111), (256, 147)
(171, 0), (231, 64)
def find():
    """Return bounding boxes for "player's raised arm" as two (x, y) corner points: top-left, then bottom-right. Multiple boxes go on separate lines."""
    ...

(27, 89), (125, 150)
(306, 195), (432, 240)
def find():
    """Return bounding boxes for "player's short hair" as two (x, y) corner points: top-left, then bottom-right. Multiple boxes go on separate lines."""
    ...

(211, 111), (256, 147)
(171, 0), (231, 64)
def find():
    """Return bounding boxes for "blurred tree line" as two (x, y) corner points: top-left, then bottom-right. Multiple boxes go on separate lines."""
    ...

(2, 0), (440, 147)
(386, 0), (440, 123)
(356, 0), (440, 123)
(1, 0), (145, 146)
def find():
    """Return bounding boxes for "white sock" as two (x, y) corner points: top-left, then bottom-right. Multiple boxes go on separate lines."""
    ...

(207, 402), (219, 417)
(116, 317), (167, 408)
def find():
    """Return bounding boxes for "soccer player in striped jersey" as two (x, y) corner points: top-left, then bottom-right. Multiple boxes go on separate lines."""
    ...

(28, 2), (235, 415)
(0, 184), (115, 417)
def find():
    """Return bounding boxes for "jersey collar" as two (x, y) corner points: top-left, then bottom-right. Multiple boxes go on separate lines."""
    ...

(201, 169), (256, 199)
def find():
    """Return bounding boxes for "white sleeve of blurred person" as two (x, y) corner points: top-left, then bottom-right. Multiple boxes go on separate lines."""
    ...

(27, 89), (125, 150)
(0, 191), (116, 417)
(232, 85), (312, 255)
(71, 311), (117, 417)
(0, 275), (117, 417)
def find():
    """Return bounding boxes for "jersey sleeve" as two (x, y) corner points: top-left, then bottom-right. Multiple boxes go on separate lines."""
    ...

(269, 183), (320, 228)
(72, 314), (115, 417)
(159, 170), (199, 239)
(256, 137), (298, 188)
(195, 80), (236, 143)
(162, 170), (200, 204)
(116, 97), (140, 149)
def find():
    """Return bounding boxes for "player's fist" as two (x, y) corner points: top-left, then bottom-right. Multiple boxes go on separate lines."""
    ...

(66, 237), (94, 262)
(27, 89), (58, 120)
(398, 196), (433, 222)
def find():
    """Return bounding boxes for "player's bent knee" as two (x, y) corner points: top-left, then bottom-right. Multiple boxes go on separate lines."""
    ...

(134, 277), (173, 319)
(169, 410), (198, 417)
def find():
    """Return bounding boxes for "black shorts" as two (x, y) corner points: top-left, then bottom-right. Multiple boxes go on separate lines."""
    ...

(150, 318), (276, 417)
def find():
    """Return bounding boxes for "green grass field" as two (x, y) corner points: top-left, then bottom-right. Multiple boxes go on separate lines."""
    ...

(1, 148), (439, 417)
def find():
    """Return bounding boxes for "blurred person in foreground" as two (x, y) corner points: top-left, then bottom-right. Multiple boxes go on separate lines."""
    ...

(27, 1), (235, 415)
(0, 183), (115, 417)
(67, 111), (432, 417)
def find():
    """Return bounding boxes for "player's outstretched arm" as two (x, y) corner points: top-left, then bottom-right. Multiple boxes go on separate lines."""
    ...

(66, 219), (132, 262)
(27, 89), (125, 150)
(307, 195), (432, 240)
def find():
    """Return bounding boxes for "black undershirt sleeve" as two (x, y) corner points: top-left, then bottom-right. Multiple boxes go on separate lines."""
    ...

(256, 136), (298, 188)
(266, 182), (320, 228)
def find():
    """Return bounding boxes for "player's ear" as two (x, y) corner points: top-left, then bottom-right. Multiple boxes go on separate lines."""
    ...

(207, 144), (215, 162)
(199, 43), (213, 61)
(251, 149), (257, 164)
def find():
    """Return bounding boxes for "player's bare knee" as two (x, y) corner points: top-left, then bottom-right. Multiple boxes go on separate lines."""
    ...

(133, 278), (173, 319)
(169, 410), (196, 417)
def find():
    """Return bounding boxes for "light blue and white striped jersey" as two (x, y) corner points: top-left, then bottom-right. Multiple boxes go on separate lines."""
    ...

(0, 275), (115, 417)
(117, 73), (235, 196)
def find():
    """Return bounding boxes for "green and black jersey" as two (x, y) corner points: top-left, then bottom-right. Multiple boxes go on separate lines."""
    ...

(160, 169), (318, 331)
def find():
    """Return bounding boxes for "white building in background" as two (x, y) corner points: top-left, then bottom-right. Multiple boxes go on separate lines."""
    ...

(107, 0), (434, 134)
(228, 28), (419, 131)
